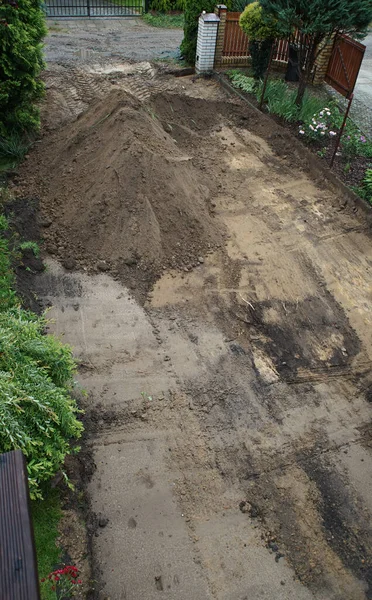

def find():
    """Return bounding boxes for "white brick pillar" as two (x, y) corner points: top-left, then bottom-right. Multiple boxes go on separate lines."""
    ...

(195, 12), (220, 74)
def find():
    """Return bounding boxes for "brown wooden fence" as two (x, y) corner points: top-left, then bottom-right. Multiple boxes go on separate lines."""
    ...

(325, 34), (365, 98)
(218, 9), (366, 88)
(221, 12), (300, 67)
(222, 12), (249, 57)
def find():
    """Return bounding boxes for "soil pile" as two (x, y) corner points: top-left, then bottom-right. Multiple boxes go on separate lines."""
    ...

(20, 89), (223, 295)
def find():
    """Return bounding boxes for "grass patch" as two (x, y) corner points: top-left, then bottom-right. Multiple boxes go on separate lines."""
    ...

(32, 488), (62, 600)
(0, 215), (17, 309)
(0, 133), (31, 172)
(19, 240), (41, 258)
(143, 11), (184, 27)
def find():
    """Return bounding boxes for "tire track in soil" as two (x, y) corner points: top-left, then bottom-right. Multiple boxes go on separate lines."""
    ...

(27, 70), (372, 599)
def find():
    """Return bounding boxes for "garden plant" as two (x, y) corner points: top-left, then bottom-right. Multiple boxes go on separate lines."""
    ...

(0, 0), (47, 151)
(259, 0), (372, 105)
(239, 1), (279, 79)
(0, 215), (83, 499)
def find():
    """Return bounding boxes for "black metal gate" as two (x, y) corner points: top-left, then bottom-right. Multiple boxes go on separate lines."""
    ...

(45, 0), (143, 17)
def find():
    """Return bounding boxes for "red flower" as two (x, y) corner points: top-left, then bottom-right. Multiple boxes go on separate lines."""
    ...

(40, 578), (45, 583)
(78, 579), (82, 584)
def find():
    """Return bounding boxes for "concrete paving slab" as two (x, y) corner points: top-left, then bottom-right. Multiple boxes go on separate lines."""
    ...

(89, 431), (212, 600)
(38, 261), (178, 405)
(193, 515), (318, 600)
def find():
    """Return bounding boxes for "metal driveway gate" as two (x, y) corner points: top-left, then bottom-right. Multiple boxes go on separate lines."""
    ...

(45, 0), (144, 17)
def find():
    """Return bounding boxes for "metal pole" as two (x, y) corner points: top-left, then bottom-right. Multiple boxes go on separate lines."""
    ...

(330, 93), (353, 168)
(259, 42), (275, 111)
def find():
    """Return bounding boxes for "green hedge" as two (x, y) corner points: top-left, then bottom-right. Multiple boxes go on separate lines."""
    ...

(0, 0), (47, 138)
(181, 0), (219, 64)
(149, 0), (185, 11)
(0, 216), (83, 499)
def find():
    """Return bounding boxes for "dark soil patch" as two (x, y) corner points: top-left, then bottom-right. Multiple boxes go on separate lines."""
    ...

(3, 196), (45, 314)
(242, 294), (360, 379)
(302, 455), (372, 598)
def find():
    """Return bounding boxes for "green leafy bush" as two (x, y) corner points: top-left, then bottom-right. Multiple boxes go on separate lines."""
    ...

(228, 71), (326, 123)
(265, 79), (298, 119)
(352, 169), (372, 206)
(239, 2), (278, 79)
(0, 217), (83, 499)
(0, 0), (47, 139)
(144, 11), (184, 27)
(149, 0), (184, 10)
(232, 0), (252, 11)
(239, 1), (277, 40)
(228, 71), (259, 95)
(0, 133), (31, 162)
(298, 105), (338, 141)
(181, 0), (233, 64)
(298, 97), (336, 126)
(341, 131), (372, 160)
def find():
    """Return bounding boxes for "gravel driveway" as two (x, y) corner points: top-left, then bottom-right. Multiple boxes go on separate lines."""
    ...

(45, 18), (183, 63)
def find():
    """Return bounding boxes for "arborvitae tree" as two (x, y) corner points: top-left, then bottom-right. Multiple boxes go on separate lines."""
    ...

(0, 0), (47, 138)
(260, 0), (372, 105)
(181, 0), (216, 64)
(239, 1), (279, 79)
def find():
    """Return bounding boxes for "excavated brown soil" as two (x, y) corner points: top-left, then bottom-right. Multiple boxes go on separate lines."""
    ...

(18, 73), (342, 302)
(19, 89), (228, 300)
(20, 66), (372, 599)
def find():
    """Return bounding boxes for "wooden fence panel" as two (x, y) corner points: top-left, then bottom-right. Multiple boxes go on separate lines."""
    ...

(223, 12), (249, 57)
(325, 34), (365, 97)
(222, 12), (291, 63)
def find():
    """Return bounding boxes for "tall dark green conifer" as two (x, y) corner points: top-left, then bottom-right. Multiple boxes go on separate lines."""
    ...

(260, 0), (372, 104)
(0, 0), (47, 137)
(181, 0), (216, 64)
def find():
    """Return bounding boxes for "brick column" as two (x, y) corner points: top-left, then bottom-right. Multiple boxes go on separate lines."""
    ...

(214, 4), (227, 69)
(313, 34), (335, 85)
(195, 12), (220, 74)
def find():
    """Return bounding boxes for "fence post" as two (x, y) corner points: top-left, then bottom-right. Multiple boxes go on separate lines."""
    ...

(214, 4), (227, 69)
(195, 12), (220, 74)
(313, 34), (335, 85)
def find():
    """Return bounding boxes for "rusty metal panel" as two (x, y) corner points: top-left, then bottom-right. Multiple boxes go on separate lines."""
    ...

(0, 450), (40, 600)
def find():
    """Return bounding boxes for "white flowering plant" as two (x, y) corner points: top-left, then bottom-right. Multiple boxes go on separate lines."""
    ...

(299, 107), (338, 142)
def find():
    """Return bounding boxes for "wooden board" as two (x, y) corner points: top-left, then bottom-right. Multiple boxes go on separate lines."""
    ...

(0, 450), (40, 600)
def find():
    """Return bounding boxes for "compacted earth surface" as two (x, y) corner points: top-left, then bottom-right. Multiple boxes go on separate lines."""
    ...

(45, 18), (183, 64)
(15, 62), (372, 599)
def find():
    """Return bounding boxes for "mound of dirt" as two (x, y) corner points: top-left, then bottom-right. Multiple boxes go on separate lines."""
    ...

(19, 89), (224, 298)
